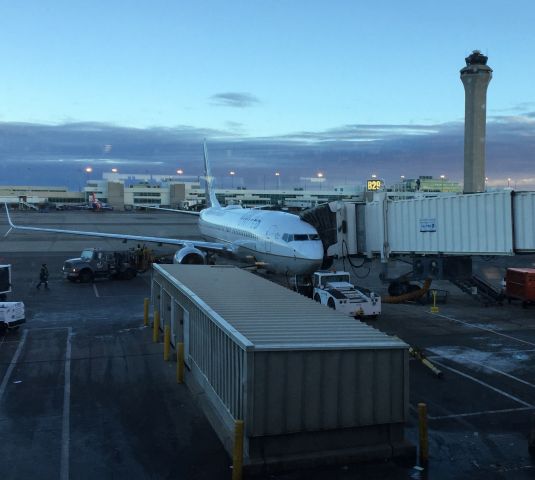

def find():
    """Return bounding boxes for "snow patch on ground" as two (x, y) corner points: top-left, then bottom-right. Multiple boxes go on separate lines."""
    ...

(428, 346), (530, 374)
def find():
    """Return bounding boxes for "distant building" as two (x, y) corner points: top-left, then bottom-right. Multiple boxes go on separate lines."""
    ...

(0, 174), (363, 211)
(0, 185), (84, 209)
(390, 175), (461, 193)
(86, 173), (364, 210)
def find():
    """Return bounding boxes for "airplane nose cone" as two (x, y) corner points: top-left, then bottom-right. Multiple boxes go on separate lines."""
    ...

(295, 242), (325, 263)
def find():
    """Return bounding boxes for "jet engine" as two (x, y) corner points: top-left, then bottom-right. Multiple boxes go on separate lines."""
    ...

(173, 246), (207, 265)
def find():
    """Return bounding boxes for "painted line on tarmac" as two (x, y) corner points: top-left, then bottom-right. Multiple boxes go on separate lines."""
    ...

(497, 348), (535, 355)
(431, 359), (534, 408)
(428, 355), (535, 390)
(0, 338), (25, 345)
(429, 406), (535, 421)
(0, 329), (28, 403)
(92, 283), (100, 298)
(432, 312), (535, 348)
(25, 327), (71, 332)
(60, 327), (72, 480)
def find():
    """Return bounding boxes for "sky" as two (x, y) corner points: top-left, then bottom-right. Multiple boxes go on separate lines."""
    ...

(1, 1), (534, 190)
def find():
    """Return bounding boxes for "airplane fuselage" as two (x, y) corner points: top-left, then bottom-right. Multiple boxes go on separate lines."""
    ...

(199, 206), (324, 275)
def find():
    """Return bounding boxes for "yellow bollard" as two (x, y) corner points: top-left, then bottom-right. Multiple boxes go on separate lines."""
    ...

(430, 290), (439, 313)
(143, 298), (149, 326)
(163, 325), (171, 361)
(418, 402), (429, 465)
(232, 419), (244, 480)
(176, 342), (185, 384)
(153, 310), (160, 343)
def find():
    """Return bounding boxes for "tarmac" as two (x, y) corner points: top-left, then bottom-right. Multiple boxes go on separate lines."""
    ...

(0, 209), (534, 479)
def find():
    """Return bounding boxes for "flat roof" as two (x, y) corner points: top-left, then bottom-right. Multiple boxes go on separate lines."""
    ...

(154, 264), (407, 351)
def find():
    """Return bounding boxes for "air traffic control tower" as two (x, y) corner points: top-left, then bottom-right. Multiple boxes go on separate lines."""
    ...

(460, 50), (492, 194)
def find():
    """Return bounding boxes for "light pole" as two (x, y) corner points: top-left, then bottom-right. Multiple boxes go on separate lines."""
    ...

(507, 177), (511, 188)
(230, 171), (235, 189)
(400, 175), (405, 192)
(83, 167), (93, 199)
(440, 175), (445, 192)
(317, 172), (324, 191)
(275, 172), (280, 190)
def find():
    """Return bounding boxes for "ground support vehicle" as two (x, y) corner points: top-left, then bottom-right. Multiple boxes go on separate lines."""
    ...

(0, 302), (25, 333)
(0, 264), (12, 301)
(63, 248), (146, 283)
(506, 267), (535, 308)
(313, 270), (381, 319)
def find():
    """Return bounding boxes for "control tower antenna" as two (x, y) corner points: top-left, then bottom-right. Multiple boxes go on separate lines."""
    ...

(460, 50), (493, 194)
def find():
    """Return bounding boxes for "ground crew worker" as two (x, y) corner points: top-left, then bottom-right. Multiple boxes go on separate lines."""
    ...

(36, 263), (50, 290)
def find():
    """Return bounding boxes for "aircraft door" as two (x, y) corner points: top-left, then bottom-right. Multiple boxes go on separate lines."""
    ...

(265, 225), (277, 253)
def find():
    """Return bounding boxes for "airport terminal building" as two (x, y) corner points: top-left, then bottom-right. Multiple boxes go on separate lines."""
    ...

(0, 172), (464, 211)
(0, 173), (363, 211)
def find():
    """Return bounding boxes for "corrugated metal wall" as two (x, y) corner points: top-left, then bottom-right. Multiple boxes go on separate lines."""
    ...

(514, 192), (535, 252)
(365, 191), (514, 256)
(251, 348), (407, 437)
(153, 270), (249, 421)
(189, 306), (248, 419)
(364, 200), (384, 254)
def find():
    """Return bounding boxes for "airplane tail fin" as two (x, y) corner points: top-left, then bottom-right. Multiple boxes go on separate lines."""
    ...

(203, 141), (220, 208)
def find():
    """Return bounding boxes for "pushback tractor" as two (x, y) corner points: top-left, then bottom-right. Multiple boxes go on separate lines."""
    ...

(313, 270), (381, 319)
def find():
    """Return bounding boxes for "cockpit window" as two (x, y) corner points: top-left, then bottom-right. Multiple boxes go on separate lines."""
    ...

(282, 233), (320, 242)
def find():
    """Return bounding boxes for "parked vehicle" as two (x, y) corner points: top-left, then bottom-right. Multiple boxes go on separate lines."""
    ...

(0, 264), (11, 301)
(506, 267), (535, 307)
(313, 270), (381, 319)
(0, 302), (25, 333)
(62, 248), (145, 283)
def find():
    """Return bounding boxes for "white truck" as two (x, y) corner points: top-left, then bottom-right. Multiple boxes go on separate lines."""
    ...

(0, 264), (12, 302)
(0, 265), (26, 333)
(0, 302), (26, 333)
(313, 270), (381, 319)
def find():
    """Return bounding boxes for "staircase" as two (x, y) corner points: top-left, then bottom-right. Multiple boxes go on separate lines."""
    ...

(451, 275), (505, 306)
(19, 200), (38, 211)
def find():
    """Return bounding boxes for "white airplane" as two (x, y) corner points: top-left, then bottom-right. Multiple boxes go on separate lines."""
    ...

(4, 143), (325, 276)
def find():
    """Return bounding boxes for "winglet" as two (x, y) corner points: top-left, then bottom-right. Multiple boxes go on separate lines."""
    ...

(203, 140), (221, 209)
(4, 203), (15, 228)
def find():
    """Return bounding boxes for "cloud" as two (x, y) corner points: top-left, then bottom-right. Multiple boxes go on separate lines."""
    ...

(0, 114), (534, 190)
(490, 102), (535, 114)
(209, 92), (260, 108)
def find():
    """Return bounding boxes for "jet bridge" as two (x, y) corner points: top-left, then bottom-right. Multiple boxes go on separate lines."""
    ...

(305, 191), (535, 281)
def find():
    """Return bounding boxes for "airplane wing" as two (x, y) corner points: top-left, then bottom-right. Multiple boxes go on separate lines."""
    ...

(3, 204), (229, 253)
(147, 206), (200, 216)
